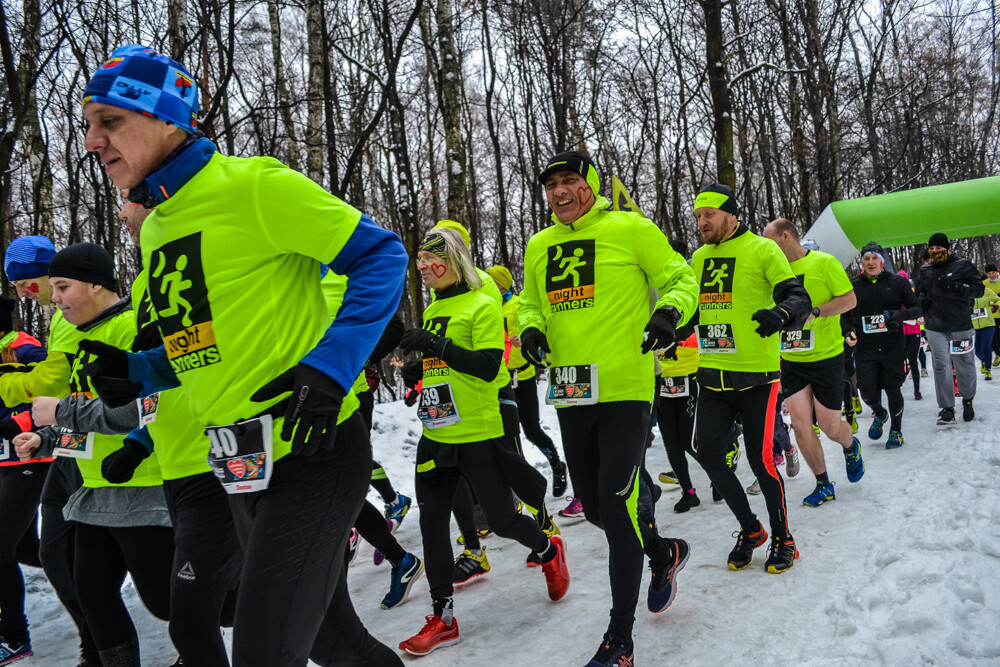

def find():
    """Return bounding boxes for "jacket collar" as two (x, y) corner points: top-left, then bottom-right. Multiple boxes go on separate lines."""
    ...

(550, 195), (611, 232)
(127, 134), (217, 208)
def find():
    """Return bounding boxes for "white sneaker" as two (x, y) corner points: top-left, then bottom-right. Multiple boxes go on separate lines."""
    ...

(785, 446), (800, 477)
(746, 478), (762, 495)
(920, 368), (928, 377)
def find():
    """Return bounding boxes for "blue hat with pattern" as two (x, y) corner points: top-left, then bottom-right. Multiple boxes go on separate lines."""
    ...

(82, 45), (198, 133)
(4, 235), (57, 281)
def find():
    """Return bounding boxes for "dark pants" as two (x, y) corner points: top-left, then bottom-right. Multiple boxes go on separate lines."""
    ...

(556, 401), (670, 640)
(905, 334), (923, 392)
(74, 521), (174, 653)
(354, 500), (406, 566)
(856, 349), (906, 431)
(975, 326), (995, 368)
(656, 377), (698, 492)
(417, 438), (549, 602)
(228, 412), (400, 667)
(696, 383), (790, 539)
(39, 457), (99, 663)
(0, 462), (49, 642)
(358, 388), (398, 504)
(164, 472), (242, 667)
(512, 375), (561, 467)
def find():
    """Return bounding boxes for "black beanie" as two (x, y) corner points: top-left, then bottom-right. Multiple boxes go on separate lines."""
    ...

(538, 151), (599, 186)
(48, 243), (117, 292)
(928, 232), (950, 249)
(986, 263), (998, 273)
(0, 295), (14, 333)
(695, 183), (740, 217)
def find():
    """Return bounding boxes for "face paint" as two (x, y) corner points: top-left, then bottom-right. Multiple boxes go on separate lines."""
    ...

(431, 263), (447, 278)
(27, 283), (39, 294)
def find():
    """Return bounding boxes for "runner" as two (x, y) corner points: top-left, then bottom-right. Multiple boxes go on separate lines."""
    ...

(518, 151), (696, 666)
(14, 243), (175, 666)
(916, 233), (984, 423)
(898, 270), (926, 398)
(762, 219), (863, 507)
(689, 185), (810, 574)
(971, 268), (998, 381)
(2, 236), (99, 666)
(986, 263), (1000, 366)
(398, 229), (568, 656)
(848, 242), (919, 447)
(76, 44), (406, 666)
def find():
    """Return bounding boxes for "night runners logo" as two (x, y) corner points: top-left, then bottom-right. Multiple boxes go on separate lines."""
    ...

(699, 257), (735, 310)
(545, 240), (596, 312)
(148, 233), (222, 373)
(422, 317), (450, 377)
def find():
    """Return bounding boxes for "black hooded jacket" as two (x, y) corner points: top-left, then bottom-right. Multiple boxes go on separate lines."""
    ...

(916, 252), (984, 332)
(849, 270), (920, 354)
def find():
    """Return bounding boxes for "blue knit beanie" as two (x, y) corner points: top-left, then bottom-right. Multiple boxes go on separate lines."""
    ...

(82, 45), (198, 133)
(4, 235), (57, 281)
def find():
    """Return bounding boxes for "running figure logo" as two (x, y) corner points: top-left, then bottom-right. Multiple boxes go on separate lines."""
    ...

(545, 240), (596, 312)
(699, 257), (735, 310)
(146, 232), (222, 373)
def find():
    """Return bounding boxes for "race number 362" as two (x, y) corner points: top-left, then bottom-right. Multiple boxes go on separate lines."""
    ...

(705, 324), (728, 338)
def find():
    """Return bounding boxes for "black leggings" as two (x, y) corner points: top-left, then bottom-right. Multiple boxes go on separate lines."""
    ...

(39, 458), (99, 663)
(228, 412), (400, 667)
(74, 522), (174, 652)
(656, 377), (698, 492)
(556, 401), (670, 640)
(358, 388), (398, 504)
(355, 500), (406, 566)
(0, 462), (49, 642)
(696, 383), (790, 538)
(164, 472), (242, 667)
(856, 351), (905, 431)
(512, 375), (561, 466)
(904, 334), (923, 392)
(843, 348), (859, 417)
(416, 438), (549, 602)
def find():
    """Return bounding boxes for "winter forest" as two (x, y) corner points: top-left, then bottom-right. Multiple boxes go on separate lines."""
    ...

(2, 0), (999, 369)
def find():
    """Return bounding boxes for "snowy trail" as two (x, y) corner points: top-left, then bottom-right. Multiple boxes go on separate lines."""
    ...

(24, 368), (1000, 665)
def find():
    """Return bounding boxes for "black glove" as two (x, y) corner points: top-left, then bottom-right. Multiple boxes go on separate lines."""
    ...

(641, 308), (678, 355)
(401, 358), (423, 388)
(101, 439), (151, 484)
(251, 363), (345, 457)
(404, 388), (420, 407)
(520, 327), (551, 367)
(0, 363), (35, 375)
(751, 307), (789, 338)
(131, 323), (163, 352)
(883, 309), (902, 322)
(0, 420), (23, 441)
(399, 328), (449, 358)
(78, 340), (143, 407)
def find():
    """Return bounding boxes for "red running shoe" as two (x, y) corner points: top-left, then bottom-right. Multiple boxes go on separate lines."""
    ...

(399, 615), (460, 656)
(541, 535), (570, 601)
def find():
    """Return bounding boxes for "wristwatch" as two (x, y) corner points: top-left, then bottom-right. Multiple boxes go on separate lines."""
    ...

(811, 306), (821, 318)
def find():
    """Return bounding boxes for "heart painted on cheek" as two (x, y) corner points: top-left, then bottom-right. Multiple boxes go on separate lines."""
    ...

(575, 185), (594, 207)
(431, 264), (447, 278)
(27, 283), (39, 294)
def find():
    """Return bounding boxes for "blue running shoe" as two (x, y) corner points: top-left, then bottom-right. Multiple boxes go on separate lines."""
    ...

(868, 408), (887, 440)
(381, 553), (424, 609)
(0, 638), (32, 666)
(648, 538), (690, 613)
(803, 481), (835, 507)
(845, 437), (864, 482)
(886, 430), (904, 449)
(385, 493), (411, 533)
(585, 635), (634, 667)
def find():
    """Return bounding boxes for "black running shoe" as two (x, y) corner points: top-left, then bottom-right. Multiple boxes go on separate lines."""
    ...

(647, 538), (690, 613)
(551, 460), (568, 497)
(937, 408), (956, 425)
(673, 490), (700, 513)
(764, 534), (799, 573)
(585, 634), (634, 667)
(962, 399), (974, 422)
(727, 521), (768, 570)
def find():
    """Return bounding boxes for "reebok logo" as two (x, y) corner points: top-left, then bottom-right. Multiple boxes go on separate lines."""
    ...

(177, 561), (196, 581)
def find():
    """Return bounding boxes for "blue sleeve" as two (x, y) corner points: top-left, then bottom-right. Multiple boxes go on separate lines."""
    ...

(16, 344), (47, 364)
(126, 345), (181, 395)
(301, 214), (408, 391)
(125, 425), (154, 455)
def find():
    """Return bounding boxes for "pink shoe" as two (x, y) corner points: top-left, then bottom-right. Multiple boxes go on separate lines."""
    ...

(558, 497), (584, 519)
(773, 451), (784, 467)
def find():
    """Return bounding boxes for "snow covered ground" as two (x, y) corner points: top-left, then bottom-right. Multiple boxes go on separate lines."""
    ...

(23, 367), (1000, 665)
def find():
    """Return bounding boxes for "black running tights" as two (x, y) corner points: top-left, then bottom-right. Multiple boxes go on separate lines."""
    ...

(656, 377), (698, 492)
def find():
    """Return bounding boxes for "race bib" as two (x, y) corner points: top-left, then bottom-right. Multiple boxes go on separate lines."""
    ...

(659, 376), (690, 398)
(546, 364), (599, 406)
(54, 430), (95, 459)
(951, 337), (974, 354)
(206, 415), (273, 494)
(418, 383), (461, 429)
(861, 315), (888, 334)
(0, 439), (6, 459)
(780, 329), (814, 352)
(697, 323), (737, 353)
(137, 393), (160, 427)
(972, 307), (989, 321)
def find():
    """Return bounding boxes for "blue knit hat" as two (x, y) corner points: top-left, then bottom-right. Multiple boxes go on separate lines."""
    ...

(4, 235), (57, 281)
(82, 45), (198, 133)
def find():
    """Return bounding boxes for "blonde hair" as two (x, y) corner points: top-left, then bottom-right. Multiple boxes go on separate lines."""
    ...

(433, 229), (482, 290)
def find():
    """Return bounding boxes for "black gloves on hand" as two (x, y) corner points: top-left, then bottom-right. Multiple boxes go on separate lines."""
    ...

(399, 328), (449, 358)
(0, 420), (23, 441)
(101, 439), (151, 484)
(78, 340), (143, 407)
(520, 327), (551, 367)
(251, 363), (345, 457)
(751, 307), (789, 338)
(401, 359), (423, 389)
(0, 363), (34, 375)
(641, 308), (678, 355)
(404, 388), (420, 407)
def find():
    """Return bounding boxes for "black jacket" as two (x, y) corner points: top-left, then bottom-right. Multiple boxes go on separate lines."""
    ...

(849, 270), (920, 354)
(917, 254), (985, 332)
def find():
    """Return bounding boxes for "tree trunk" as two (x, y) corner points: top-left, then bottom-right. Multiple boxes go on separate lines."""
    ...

(267, 0), (300, 171)
(167, 0), (188, 61)
(305, 0), (325, 183)
(435, 0), (469, 224)
(701, 0), (735, 189)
